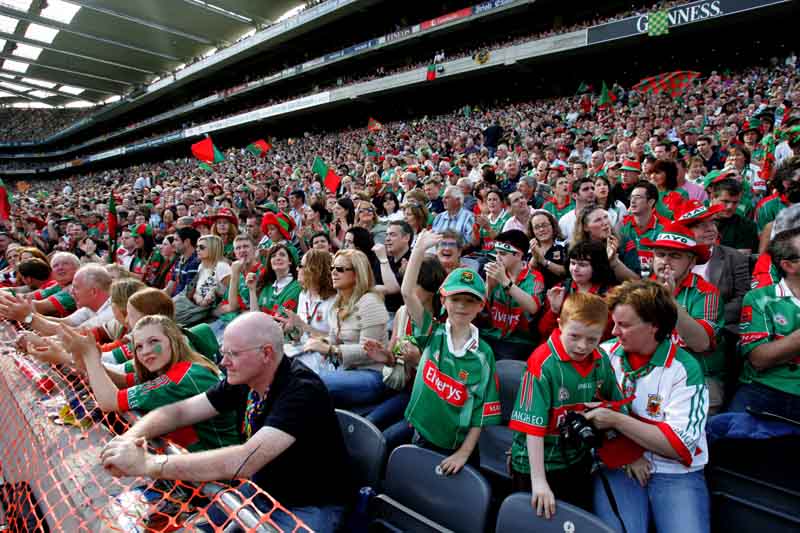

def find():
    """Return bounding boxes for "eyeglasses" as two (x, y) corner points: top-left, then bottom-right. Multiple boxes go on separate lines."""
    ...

(331, 266), (354, 273)
(221, 343), (267, 359)
(531, 223), (551, 231)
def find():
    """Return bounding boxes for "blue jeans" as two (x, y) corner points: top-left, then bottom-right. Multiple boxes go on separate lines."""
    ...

(728, 382), (800, 421)
(593, 468), (710, 533)
(366, 391), (409, 429)
(319, 369), (386, 407)
(209, 318), (227, 345)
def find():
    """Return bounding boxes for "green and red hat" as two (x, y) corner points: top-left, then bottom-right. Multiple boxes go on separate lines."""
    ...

(676, 200), (724, 226)
(701, 168), (738, 190)
(549, 163), (567, 174)
(439, 268), (486, 303)
(129, 224), (153, 238)
(25, 215), (46, 229)
(738, 118), (763, 141)
(640, 222), (711, 264)
(261, 212), (295, 240)
(620, 159), (641, 173)
(209, 207), (238, 225)
(192, 216), (212, 230)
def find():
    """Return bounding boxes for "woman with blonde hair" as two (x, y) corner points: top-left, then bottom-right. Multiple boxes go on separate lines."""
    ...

(179, 234), (231, 323)
(303, 249), (389, 406)
(572, 205), (640, 283)
(61, 315), (239, 452)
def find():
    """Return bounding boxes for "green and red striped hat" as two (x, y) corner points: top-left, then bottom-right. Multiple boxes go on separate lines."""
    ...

(261, 212), (295, 240)
(640, 222), (711, 264)
(209, 207), (238, 225)
(129, 224), (153, 238)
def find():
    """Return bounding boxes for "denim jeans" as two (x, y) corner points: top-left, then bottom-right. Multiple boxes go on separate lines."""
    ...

(366, 391), (409, 429)
(319, 369), (386, 407)
(728, 382), (800, 421)
(593, 468), (710, 533)
(209, 318), (227, 346)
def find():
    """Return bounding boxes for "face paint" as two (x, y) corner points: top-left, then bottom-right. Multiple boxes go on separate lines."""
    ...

(152, 343), (163, 354)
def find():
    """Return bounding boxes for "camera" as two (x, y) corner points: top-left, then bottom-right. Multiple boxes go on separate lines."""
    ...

(559, 411), (600, 450)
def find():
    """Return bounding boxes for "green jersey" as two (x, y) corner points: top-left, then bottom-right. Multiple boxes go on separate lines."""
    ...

(478, 210), (511, 253)
(662, 273), (725, 378)
(111, 324), (220, 366)
(219, 265), (266, 324)
(257, 277), (301, 317)
(49, 286), (76, 317)
(119, 361), (239, 451)
(754, 193), (790, 234)
(739, 280), (800, 396)
(509, 331), (624, 473)
(717, 214), (758, 253)
(482, 265), (545, 344)
(618, 212), (667, 278)
(405, 321), (501, 450)
(543, 198), (575, 220)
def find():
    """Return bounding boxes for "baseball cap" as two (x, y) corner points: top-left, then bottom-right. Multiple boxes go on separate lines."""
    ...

(439, 268), (486, 303)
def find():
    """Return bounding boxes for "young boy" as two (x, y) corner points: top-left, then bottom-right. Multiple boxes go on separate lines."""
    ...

(403, 231), (502, 475)
(509, 292), (624, 518)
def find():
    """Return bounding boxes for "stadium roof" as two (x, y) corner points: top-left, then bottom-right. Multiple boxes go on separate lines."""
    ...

(0, 0), (302, 107)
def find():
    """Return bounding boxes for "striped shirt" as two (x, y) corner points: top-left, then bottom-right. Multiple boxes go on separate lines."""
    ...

(431, 208), (475, 245)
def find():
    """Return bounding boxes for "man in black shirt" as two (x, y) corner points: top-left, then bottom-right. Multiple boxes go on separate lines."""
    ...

(101, 312), (350, 533)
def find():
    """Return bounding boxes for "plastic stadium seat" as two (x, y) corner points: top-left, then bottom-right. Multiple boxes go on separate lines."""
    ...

(479, 360), (526, 480)
(370, 445), (492, 533)
(496, 492), (615, 533)
(336, 409), (387, 491)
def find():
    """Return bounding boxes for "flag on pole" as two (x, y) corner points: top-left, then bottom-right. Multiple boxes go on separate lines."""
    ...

(312, 157), (342, 193)
(191, 137), (224, 164)
(426, 64), (437, 81)
(0, 179), (11, 221)
(648, 10), (670, 36)
(367, 117), (383, 132)
(576, 81), (592, 95)
(107, 193), (118, 263)
(246, 139), (271, 157)
(632, 71), (700, 97)
(198, 162), (214, 172)
(598, 81), (616, 111)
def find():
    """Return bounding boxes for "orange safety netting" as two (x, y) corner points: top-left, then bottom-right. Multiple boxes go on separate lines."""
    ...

(0, 321), (309, 533)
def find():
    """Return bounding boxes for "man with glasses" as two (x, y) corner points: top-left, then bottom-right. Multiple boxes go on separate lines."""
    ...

(731, 227), (800, 420)
(101, 312), (350, 533)
(619, 181), (667, 278)
(431, 186), (475, 247)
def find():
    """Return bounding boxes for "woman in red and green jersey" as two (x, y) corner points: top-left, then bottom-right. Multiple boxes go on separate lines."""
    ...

(249, 243), (301, 318)
(650, 159), (688, 219)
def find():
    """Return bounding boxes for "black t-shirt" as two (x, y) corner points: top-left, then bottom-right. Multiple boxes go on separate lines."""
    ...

(206, 357), (351, 508)
(385, 249), (411, 313)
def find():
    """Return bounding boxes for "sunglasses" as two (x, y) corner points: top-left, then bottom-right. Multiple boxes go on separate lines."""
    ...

(197, 244), (207, 250)
(359, 207), (375, 213)
(331, 266), (354, 273)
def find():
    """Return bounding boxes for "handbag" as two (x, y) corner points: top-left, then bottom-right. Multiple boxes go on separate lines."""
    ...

(174, 266), (216, 327)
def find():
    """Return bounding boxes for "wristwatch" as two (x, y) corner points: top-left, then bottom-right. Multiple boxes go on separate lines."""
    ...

(151, 454), (169, 477)
(504, 280), (514, 291)
(23, 312), (33, 325)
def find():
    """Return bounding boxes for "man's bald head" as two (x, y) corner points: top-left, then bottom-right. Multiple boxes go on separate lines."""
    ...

(225, 312), (283, 359)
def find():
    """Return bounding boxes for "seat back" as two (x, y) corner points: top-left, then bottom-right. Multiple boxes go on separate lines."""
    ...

(496, 360), (526, 423)
(496, 492), (615, 533)
(336, 409), (387, 490)
(382, 445), (491, 533)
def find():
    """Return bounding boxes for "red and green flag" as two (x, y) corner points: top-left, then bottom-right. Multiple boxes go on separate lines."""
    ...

(107, 193), (118, 263)
(191, 136), (224, 164)
(367, 117), (382, 132)
(312, 156), (342, 194)
(632, 71), (700, 97)
(246, 139), (272, 157)
(597, 81), (616, 111)
(0, 179), (11, 221)
(426, 64), (437, 81)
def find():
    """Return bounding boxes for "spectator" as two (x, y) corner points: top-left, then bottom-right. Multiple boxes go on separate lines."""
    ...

(709, 179), (759, 256)
(528, 210), (568, 289)
(573, 205), (640, 282)
(431, 185), (475, 245)
(248, 243), (301, 320)
(166, 227), (200, 297)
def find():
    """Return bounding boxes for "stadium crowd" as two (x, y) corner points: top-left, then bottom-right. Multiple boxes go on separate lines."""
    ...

(0, 0), (690, 154)
(0, 51), (798, 532)
(0, 108), (92, 144)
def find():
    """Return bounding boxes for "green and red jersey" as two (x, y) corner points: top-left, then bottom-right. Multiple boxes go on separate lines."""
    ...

(118, 361), (239, 451)
(40, 284), (76, 317)
(405, 321), (501, 450)
(509, 330), (624, 472)
(482, 265), (545, 344)
(543, 198), (575, 220)
(654, 272), (724, 377)
(31, 280), (59, 300)
(475, 210), (511, 253)
(754, 193), (791, 234)
(618, 211), (668, 277)
(257, 277), (301, 317)
(738, 280), (800, 396)
(219, 264), (266, 324)
(751, 253), (780, 289)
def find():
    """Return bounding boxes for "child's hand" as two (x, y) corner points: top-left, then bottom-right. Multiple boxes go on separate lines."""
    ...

(439, 451), (468, 476)
(531, 480), (556, 519)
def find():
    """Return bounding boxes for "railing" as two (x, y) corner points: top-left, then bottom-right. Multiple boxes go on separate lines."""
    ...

(0, 321), (305, 532)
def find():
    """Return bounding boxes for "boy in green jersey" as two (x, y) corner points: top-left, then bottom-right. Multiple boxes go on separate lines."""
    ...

(509, 292), (625, 517)
(404, 230), (501, 475)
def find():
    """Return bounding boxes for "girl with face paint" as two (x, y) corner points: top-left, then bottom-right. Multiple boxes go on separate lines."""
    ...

(61, 315), (239, 452)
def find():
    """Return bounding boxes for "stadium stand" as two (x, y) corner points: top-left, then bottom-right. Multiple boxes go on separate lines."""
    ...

(0, 0), (798, 531)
